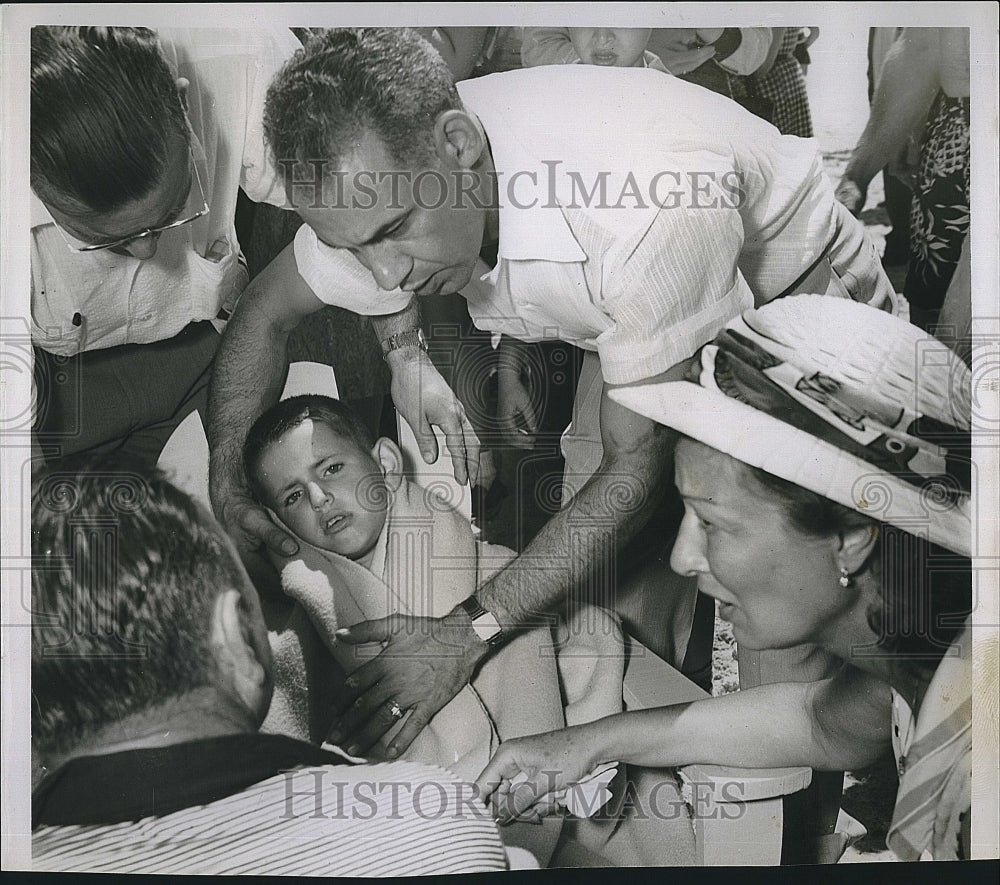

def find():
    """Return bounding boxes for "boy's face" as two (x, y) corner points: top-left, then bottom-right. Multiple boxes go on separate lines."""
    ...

(568, 28), (653, 68)
(256, 419), (390, 566)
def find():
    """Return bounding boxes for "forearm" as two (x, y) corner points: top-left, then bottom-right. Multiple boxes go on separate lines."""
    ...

(476, 420), (674, 630)
(581, 675), (890, 772)
(208, 302), (290, 513)
(496, 335), (533, 380)
(845, 29), (940, 188)
(207, 244), (315, 513)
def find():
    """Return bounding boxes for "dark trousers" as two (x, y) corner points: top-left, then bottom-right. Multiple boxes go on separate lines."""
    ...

(34, 321), (220, 469)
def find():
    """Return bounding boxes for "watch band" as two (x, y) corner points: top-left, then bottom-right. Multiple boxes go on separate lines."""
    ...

(458, 596), (504, 648)
(381, 328), (428, 359)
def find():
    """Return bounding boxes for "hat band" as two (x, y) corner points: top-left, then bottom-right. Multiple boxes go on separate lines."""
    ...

(692, 327), (972, 505)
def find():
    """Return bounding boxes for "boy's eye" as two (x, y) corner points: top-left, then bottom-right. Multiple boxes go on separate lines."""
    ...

(323, 462), (343, 477)
(283, 489), (302, 508)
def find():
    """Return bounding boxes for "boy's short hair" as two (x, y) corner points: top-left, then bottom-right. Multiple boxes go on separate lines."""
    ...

(31, 455), (248, 757)
(243, 395), (377, 504)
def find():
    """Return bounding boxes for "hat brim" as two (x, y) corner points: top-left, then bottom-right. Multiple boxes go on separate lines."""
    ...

(610, 380), (972, 558)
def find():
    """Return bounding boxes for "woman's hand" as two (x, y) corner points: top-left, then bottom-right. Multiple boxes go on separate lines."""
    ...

(474, 726), (604, 824)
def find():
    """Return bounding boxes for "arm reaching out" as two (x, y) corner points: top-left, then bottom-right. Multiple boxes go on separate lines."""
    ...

(476, 665), (891, 820)
(207, 241), (325, 560)
(837, 28), (942, 214)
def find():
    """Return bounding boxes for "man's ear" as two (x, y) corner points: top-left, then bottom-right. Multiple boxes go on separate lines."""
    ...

(373, 437), (405, 493)
(175, 77), (190, 111)
(432, 109), (487, 169)
(838, 523), (880, 577)
(210, 588), (269, 717)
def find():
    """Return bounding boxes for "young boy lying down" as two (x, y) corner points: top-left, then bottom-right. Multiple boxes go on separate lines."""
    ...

(243, 395), (625, 864)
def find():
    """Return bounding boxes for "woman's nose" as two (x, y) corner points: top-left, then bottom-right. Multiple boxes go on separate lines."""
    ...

(594, 29), (615, 47)
(669, 510), (708, 577)
(307, 481), (331, 509)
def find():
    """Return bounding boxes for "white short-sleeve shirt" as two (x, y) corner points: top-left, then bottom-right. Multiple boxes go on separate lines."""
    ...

(295, 65), (844, 385)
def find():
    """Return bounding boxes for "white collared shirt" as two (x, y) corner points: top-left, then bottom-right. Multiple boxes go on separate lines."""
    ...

(295, 65), (841, 384)
(31, 27), (301, 355)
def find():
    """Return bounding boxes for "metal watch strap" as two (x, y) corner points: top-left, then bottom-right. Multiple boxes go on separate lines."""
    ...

(458, 596), (504, 648)
(381, 328), (427, 360)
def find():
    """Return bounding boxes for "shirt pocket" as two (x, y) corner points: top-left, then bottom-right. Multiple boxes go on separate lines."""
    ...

(30, 310), (87, 356)
(186, 237), (243, 326)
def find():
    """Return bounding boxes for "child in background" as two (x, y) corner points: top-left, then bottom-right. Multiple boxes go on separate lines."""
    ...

(522, 27), (668, 71)
(567, 27), (665, 70)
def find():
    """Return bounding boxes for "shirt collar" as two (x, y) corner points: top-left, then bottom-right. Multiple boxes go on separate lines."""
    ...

(32, 733), (351, 828)
(30, 190), (57, 230)
(457, 78), (587, 265)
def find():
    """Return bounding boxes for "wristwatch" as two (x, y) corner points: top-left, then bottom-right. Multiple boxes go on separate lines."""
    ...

(381, 328), (428, 360)
(458, 596), (504, 648)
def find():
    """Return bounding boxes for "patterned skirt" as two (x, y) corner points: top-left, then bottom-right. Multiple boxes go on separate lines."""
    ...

(904, 91), (971, 315)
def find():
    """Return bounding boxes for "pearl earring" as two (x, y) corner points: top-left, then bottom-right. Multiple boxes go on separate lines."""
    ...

(838, 567), (851, 588)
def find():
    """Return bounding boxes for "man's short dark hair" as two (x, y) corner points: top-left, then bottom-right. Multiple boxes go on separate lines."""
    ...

(243, 395), (377, 504)
(30, 26), (188, 214)
(31, 457), (248, 757)
(263, 28), (462, 195)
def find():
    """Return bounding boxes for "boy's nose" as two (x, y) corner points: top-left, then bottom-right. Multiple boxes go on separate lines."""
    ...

(307, 481), (331, 509)
(669, 510), (708, 577)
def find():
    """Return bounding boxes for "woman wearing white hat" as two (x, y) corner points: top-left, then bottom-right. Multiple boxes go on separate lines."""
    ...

(476, 294), (980, 862)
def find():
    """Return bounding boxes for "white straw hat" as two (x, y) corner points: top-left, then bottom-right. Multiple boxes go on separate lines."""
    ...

(610, 295), (972, 556)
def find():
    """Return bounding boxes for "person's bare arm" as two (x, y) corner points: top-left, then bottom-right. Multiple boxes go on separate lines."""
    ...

(476, 378), (676, 627)
(476, 665), (892, 819)
(837, 29), (942, 214)
(207, 241), (325, 558)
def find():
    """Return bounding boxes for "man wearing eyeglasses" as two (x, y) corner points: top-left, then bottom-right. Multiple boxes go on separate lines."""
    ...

(30, 26), (302, 466)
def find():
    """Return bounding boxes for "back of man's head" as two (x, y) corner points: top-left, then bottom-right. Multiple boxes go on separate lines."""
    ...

(31, 457), (251, 759)
(264, 28), (462, 187)
(30, 26), (187, 214)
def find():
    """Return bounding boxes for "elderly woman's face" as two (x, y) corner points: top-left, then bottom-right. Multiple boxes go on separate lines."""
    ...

(670, 438), (852, 651)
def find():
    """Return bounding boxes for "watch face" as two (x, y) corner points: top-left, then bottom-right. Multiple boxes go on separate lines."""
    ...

(472, 612), (502, 642)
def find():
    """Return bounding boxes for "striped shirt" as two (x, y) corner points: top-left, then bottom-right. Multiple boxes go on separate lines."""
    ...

(32, 735), (508, 876)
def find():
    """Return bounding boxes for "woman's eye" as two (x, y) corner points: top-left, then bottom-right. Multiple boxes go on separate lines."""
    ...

(283, 490), (302, 508)
(323, 463), (343, 477)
